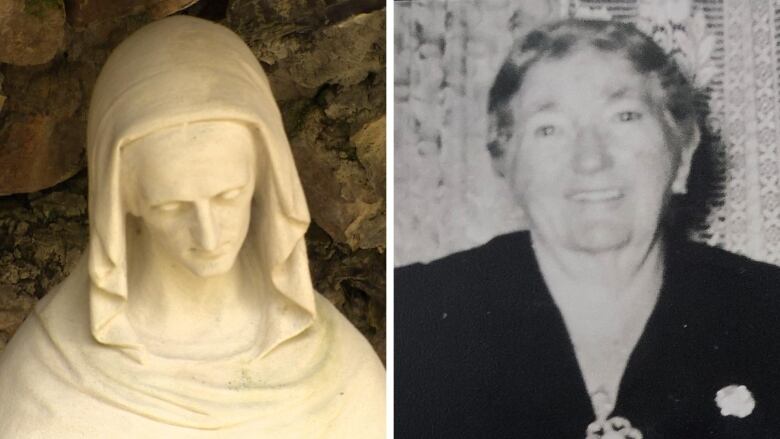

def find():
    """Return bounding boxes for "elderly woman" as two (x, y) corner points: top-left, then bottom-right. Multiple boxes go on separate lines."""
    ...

(0, 16), (384, 438)
(396, 19), (780, 438)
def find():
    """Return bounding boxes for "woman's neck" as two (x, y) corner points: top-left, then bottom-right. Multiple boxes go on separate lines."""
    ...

(531, 230), (666, 408)
(531, 230), (665, 304)
(126, 229), (262, 359)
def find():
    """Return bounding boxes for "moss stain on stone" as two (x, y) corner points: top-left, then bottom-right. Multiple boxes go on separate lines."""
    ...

(24, 0), (63, 18)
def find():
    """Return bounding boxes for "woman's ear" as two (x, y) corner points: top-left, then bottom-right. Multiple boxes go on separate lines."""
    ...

(671, 123), (701, 195)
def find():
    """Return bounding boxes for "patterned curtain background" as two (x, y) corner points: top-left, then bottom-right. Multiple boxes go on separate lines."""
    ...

(395, 0), (780, 267)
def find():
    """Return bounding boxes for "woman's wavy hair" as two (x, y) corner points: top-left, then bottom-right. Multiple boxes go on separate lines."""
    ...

(486, 18), (718, 235)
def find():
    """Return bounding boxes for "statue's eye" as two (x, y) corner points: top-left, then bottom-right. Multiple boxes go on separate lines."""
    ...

(218, 188), (242, 201)
(153, 202), (183, 212)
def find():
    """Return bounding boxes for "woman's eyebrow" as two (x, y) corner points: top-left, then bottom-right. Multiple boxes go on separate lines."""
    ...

(521, 100), (558, 117)
(536, 101), (558, 112)
(607, 86), (640, 101)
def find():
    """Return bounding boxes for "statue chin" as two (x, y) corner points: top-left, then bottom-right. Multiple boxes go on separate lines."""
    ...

(184, 257), (237, 278)
(176, 248), (241, 278)
(0, 15), (385, 439)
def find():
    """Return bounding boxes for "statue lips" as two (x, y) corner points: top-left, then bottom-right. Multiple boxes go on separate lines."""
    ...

(189, 242), (232, 259)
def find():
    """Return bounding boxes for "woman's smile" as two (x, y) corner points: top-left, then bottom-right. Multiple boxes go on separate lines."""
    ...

(566, 188), (624, 203)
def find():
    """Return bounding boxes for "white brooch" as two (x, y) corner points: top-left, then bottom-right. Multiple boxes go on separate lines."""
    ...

(715, 385), (756, 418)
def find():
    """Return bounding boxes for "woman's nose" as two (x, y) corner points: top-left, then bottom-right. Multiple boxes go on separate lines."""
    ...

(192, 200), (220, 251)
(572, 127), (613, 174)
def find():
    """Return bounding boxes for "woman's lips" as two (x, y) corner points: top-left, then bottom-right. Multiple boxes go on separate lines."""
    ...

(567, 188), (624, 202)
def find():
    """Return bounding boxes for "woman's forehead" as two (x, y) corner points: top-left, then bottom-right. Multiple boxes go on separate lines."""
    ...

(516, 47), (663, 117)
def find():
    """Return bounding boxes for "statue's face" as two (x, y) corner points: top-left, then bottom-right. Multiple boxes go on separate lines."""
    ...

(126, 122), (256, 277)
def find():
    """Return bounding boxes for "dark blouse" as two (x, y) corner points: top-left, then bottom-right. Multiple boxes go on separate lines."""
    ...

(395, 231), (780, 438)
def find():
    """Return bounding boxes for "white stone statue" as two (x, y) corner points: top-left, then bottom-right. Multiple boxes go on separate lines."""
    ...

(0, 16), (385, 438)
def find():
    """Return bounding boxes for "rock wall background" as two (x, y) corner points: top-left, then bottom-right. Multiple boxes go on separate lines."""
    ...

(0, 0), (386, 361)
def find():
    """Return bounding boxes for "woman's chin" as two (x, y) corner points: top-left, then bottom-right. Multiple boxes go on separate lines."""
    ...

(565, 223), (633, 254)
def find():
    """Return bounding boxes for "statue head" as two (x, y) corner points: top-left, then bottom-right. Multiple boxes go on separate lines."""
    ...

(85, 16), (316, 360)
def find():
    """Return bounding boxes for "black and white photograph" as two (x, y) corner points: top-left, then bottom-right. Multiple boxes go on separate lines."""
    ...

(395, 0), (780, 437)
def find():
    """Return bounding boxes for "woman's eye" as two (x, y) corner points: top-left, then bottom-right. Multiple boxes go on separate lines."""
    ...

(534, 125), (556, 137)
(153, 202), (183, 212)
(617, 111), (642, 122)
(218, 188), (242, 201)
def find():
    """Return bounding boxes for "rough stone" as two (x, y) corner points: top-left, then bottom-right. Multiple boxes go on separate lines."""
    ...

(279, 66), (385, 251)
(65, 0), (199, 26)
(0, 113), (83, 196)
(0, 285), (36, 349)
(306, 223), (385, 361)
(290, 101), (384, 251)
(0, 16), (152, 196)
(352, 115), (386, 202)
(227, 0), (383, 31)
(228, 5), (385, 101)
(0, 64), (84, 195)
(0, 0), (66, 66)
(0, 171), (87, 349)
(0, 72), (6, 113)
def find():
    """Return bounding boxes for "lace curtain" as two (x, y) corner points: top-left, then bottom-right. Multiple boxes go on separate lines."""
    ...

(395, 0), (780, 267)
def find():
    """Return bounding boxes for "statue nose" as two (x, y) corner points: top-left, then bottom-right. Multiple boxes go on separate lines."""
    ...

(193, 200), (220, 251)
